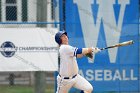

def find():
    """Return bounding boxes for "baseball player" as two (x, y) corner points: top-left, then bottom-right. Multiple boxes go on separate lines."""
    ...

(55, 31), (100, 93)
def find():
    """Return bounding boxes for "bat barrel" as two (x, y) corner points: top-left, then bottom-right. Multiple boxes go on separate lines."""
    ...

(100, 40), (134, 51)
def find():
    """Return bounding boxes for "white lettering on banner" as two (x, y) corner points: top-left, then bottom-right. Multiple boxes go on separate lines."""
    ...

(95, 70), (103, 81)
(104, 70), (112, 81)
(113, 70), (122, 80)
(79, 69), (84, 77)
(74, 0), (130, 63)
(86, 69), (94, 81)
(79, 69), (138, 81)
(122, 69), (129, 80)
(131, 69), (138, 80)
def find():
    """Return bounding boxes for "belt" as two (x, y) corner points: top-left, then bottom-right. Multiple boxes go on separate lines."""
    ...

(59, 74), (77, 79)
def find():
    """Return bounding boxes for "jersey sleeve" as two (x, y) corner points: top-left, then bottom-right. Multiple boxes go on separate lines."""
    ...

(62, 45), (78, 57)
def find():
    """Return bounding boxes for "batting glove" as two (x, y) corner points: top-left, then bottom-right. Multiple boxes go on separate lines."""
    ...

(92, 47), (101, 53)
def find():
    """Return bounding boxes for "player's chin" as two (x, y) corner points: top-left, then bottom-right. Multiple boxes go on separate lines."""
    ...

(65, 40), (68, 43)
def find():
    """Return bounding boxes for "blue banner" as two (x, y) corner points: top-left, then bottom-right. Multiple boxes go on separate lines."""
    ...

(65, 0), (139, 92)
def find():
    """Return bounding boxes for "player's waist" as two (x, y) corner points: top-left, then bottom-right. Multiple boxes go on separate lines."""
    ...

(59, 74), (77, 79)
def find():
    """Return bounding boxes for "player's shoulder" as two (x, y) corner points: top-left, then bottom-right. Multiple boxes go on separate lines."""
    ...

(60, 44), (72, 49)
(59, 44), (74, 51)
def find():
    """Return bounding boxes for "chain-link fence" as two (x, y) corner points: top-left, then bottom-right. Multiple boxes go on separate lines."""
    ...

(0, 0), (60, 28)
(0, 72), (54, 85)
(0, 0), (60, 93)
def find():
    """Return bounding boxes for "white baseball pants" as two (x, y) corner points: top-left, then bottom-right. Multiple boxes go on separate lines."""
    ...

(56, 74), (93, 93)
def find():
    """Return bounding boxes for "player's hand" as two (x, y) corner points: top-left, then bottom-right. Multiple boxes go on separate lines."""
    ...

(85, 52), (93, 59)
(92, 47), (101, 53)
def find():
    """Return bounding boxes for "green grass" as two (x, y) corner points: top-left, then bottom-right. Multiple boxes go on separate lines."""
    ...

(0, 85), (54, 93)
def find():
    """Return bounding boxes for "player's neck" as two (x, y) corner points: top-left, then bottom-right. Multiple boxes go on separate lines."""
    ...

(61, 42), (68, 45)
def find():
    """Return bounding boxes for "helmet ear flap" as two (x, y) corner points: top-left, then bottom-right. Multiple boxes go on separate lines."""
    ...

(59, 38), (62, 45)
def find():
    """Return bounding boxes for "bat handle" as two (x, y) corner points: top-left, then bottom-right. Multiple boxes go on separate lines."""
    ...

(100, 48), (105, 50)
(100, 47), (109, 50)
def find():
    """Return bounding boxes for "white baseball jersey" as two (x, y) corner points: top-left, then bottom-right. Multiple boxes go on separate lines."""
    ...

(56, 44), (93, 93)
(59, 44), (78, 77)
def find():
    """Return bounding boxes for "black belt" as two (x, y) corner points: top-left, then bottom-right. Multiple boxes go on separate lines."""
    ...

(59, 74), (77, 79)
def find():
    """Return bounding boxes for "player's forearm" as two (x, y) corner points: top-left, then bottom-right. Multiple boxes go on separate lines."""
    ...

(76, 48), (92, 58)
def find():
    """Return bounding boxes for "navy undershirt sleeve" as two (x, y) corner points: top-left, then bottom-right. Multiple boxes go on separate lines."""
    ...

(74, 48), (82, 56)
(76, 48), (82, 54)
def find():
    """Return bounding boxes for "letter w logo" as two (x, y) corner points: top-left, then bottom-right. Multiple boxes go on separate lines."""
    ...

(74, 0), (130, 63)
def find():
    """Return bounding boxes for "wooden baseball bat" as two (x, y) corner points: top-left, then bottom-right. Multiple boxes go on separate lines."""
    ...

(100, 40), (134, 50)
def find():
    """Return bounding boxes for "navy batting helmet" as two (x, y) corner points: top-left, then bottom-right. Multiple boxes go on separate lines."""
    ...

(55, 31), (67, 45)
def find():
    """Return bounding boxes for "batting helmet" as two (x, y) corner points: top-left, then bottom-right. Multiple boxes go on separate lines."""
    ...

(55, 31), (67, 45)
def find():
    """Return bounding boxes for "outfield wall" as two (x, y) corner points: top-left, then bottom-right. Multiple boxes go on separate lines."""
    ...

(58, 0), (140, 92)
